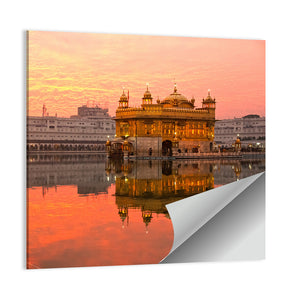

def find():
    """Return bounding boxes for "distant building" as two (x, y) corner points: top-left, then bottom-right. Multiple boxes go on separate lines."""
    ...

(214, 114), (265, 148)
(108, 84), (216, 158)
(27, 103), (115, 151)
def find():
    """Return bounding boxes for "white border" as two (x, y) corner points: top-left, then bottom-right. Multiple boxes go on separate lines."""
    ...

(1, 1), (299, 299)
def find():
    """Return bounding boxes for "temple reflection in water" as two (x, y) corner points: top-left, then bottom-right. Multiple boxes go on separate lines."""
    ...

(105, 159), (214, 229)
(27, 154), (265, 229)
(27, 154), (265, 268)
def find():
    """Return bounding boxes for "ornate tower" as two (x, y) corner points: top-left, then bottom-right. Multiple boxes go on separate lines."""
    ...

(119, 89), (129, 108)
(142, 83), (153, 105)
(202, 89), (216, 110)
(190, 96), (195, 106)
(118, 206), (129, 228)
(142, 210), (153, 234)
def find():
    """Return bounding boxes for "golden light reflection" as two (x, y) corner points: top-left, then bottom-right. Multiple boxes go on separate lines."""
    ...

(27, 184), (173, 269)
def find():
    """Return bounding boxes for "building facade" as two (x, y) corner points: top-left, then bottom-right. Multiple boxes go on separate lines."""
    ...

(108, 84), (216, 157)
(214, 114), (265, 148)
(27, 103), (116, 152)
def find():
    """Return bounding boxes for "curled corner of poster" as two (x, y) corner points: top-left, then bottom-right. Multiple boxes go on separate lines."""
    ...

(160, 172), (265, 263)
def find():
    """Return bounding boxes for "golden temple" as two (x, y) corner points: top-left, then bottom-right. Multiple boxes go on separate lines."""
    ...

(107, 83), (216, 158)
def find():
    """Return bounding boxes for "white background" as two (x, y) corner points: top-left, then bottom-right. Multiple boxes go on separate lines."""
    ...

(1, 1), (299, 299)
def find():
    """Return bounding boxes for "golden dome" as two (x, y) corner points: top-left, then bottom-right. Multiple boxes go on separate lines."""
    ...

(163, 92), (188, 103)
(162, 84), (188, 104)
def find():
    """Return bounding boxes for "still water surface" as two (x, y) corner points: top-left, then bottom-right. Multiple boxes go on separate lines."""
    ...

(27, 154), (265, 268)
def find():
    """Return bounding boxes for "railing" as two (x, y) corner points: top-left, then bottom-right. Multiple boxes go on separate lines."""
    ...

(124, 151), (265, 160)
(173, 151), (264, 158)
(116, 107), (213, 120)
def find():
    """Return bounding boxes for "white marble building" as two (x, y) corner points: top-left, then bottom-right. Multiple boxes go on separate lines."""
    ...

(214, 114), (265, 148)
(27, 104), (116, 151)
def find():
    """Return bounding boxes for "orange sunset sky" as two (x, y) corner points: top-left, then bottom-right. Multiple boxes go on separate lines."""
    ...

(28, 31), (265, 119)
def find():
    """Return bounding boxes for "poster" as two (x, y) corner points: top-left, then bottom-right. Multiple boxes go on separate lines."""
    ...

(26, 31), (265, 268)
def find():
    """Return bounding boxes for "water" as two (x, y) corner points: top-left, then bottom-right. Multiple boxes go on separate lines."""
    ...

(26, 154), (265, 268)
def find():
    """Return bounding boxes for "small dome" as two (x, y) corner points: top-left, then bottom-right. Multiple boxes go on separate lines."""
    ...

(203, 89), (215, 103)
(123, 140), (129, 145)
(143, 84), (152, 99)
(119, 90), (128, 102)
(235, 137), (241, 144)
(144, 90), (152, 97)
